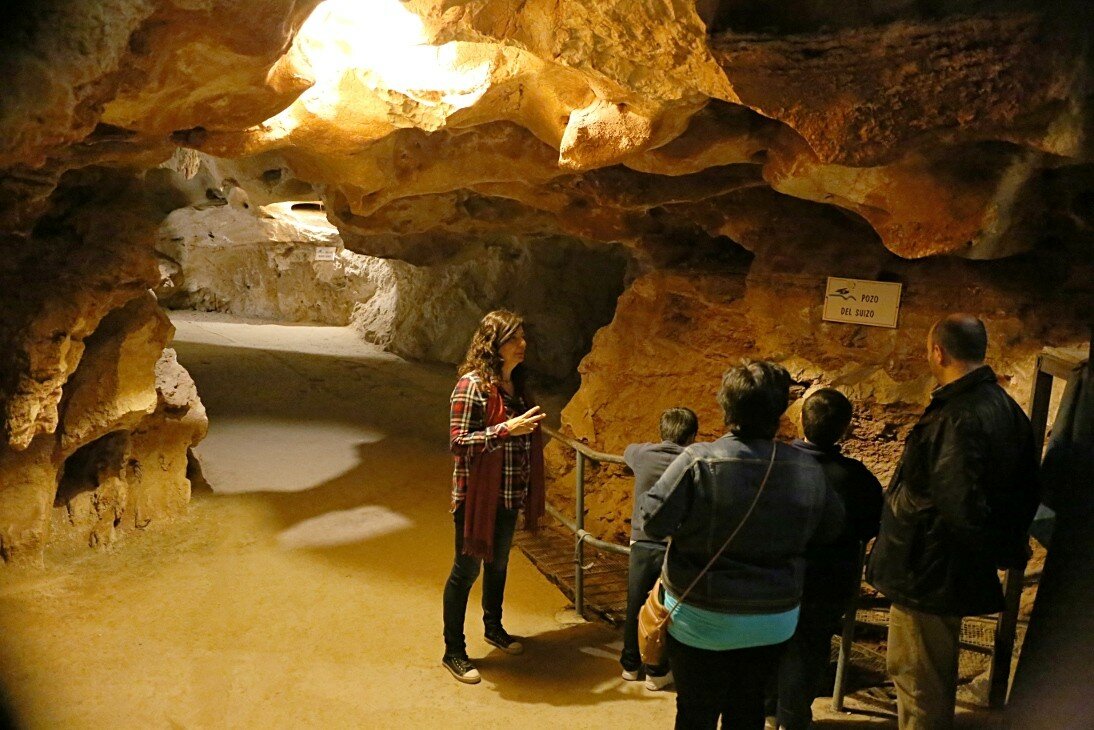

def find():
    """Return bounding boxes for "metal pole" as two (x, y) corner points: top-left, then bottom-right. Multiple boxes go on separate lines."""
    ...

(574, 451), (586, 617)
(989, 568), (1024, 707)
(832, 542), (866, 712)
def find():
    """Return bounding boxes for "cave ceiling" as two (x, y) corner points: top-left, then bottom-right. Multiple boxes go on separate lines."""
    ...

(1, 0), (1090, 266)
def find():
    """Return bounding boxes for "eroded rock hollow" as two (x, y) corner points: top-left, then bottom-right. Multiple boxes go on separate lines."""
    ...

(0, 0), (1091, 560)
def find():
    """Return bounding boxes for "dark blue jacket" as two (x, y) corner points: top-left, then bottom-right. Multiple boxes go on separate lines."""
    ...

(792, 439), (883, 604)
(624, 441), (685, 543)
(639, 435), (845, 614)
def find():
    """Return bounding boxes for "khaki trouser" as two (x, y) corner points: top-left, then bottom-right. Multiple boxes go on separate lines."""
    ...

(887, 603), (962, 730)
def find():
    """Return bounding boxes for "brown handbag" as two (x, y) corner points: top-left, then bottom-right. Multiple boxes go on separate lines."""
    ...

(637, 445), (778, 666)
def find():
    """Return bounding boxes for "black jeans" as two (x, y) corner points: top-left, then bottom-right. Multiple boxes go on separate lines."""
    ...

(442, 504), (519, 658)
(770, 600), (845, 730)
(667, 632), (786, 730)
(620, 540), (670, 675)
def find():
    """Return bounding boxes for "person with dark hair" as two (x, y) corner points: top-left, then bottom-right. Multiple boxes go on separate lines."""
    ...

(767, 388), (883, 730)
(639, 360), (845, 729)
(619, 406), (699, 691)
(867, 314), (1040, 729)
(441, 310), (547, 684)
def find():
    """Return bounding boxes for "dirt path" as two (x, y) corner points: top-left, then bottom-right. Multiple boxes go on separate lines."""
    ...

(0, 313), (678, 729)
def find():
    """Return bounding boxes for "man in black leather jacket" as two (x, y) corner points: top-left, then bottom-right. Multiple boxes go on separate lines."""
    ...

(866, 314), (1040, 730)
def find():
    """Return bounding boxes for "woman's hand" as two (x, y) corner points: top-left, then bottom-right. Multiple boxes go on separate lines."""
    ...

(504, 406), (546, 436)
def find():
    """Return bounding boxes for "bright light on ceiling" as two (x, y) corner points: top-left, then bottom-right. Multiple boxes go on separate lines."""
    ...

(261, 0), (494, 138)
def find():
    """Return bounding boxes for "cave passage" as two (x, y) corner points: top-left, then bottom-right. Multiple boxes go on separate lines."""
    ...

(0, 313), (1022, 729)
(0, 312), (684, 727)
(0, 0), (1090, 725)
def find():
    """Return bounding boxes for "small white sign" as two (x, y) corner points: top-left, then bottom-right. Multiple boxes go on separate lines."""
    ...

(823, 277), (902, 328)
(314, 246), (337, 262)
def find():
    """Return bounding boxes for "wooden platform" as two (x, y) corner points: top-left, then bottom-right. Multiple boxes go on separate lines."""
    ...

(514, 528), (630, 625)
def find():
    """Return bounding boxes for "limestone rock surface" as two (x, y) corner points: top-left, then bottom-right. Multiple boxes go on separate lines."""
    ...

(350, 235), (628, 379)
(1, 168), (168, 452)
(0, 165), (208, 562)
(59, 293), (173, 455)
(185, 0), (1091, 261)
(0, 437), (58, 563)
(2, 0), (1090, 263)
(126, 348), (208, 529)
(156, 201), (372, 325)
(156, 194), (629, 379)
(546, 204), (1093, 542)
(710, 13), (1086, 166)
(0, 0), (1091, 564)
(52, 347), (207, 553)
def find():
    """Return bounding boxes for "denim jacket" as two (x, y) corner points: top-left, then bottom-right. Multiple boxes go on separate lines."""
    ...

(638, 435), (844, 614)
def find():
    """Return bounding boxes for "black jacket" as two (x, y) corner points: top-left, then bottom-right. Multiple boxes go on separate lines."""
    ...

(866, 366), (1040, 616)
(639, 436), (845, 614)
(792, 440), (883, 605)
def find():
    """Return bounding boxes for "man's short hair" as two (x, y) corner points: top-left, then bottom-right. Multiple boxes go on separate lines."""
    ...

(802, 388), (853, 447)
(932, 314), (988, 363)
(717, 360), (791, 439)
(659, 407), (699, 445)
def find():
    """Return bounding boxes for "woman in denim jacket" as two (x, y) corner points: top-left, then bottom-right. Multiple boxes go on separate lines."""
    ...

(639, 360), (845, 729)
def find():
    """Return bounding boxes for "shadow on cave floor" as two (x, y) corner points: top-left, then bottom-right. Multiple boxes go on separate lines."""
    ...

(168, 314), (1009, 729)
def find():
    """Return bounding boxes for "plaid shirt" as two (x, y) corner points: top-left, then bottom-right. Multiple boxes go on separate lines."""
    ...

(450, 373), (532, 510)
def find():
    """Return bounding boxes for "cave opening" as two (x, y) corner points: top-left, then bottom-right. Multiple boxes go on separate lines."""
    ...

(53, 431), (129, 548)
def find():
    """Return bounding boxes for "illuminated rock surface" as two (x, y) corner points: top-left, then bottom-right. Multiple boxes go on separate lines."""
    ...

(155, 189), (626, 378)
(0, 0), (1091, 558)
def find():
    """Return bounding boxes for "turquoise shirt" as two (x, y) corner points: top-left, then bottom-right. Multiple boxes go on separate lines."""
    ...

(664, 590), (799, 651)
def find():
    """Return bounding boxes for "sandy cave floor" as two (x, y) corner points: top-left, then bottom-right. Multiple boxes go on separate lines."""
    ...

(0, 311), (998, 729)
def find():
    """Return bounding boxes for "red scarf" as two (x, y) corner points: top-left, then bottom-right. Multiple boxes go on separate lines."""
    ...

(462, 385), (546, 560)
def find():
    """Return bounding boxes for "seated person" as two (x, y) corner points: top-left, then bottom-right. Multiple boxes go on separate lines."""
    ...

(620, 407), (699, 691)
(768, 388), (884, 730)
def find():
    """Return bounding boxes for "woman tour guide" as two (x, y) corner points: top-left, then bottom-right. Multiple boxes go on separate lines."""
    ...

(441, 310), (547, 684)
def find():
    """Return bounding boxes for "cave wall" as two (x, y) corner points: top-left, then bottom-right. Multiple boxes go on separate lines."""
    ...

(0, 0), (322, 561)
(156, 199), (372, 325)
(154, 177), (628, 380)
(0, 168), (208, 562)
(545, 191), (1092, 541)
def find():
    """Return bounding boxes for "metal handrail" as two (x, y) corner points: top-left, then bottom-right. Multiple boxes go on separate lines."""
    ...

(541, 424), (631, 621)
(545, 503), (631, 556)
(542, 424), (627, 465)
(540, 422), (861, 711)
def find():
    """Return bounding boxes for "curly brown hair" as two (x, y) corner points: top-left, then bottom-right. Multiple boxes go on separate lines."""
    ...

(458, 310), (525, 388)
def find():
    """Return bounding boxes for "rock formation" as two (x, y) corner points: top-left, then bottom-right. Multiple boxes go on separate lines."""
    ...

(154, 177), (627, 379)
(547, 199), (1092, 540)
(0, 0), (1091, 558)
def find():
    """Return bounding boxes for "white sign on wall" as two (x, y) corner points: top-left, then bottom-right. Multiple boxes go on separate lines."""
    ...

(822, 277), (902, 328)
(314, 246), (338, 262)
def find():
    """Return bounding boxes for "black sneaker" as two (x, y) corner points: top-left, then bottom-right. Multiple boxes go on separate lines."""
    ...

(442, 655), (481, 684)
(484, 628), (524, 655)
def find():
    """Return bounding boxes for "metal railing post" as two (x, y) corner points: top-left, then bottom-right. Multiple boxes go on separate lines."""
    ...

(989, 568), (1024, 707)
(574, 451), (586, 617)
(832, 542), (867, 712)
